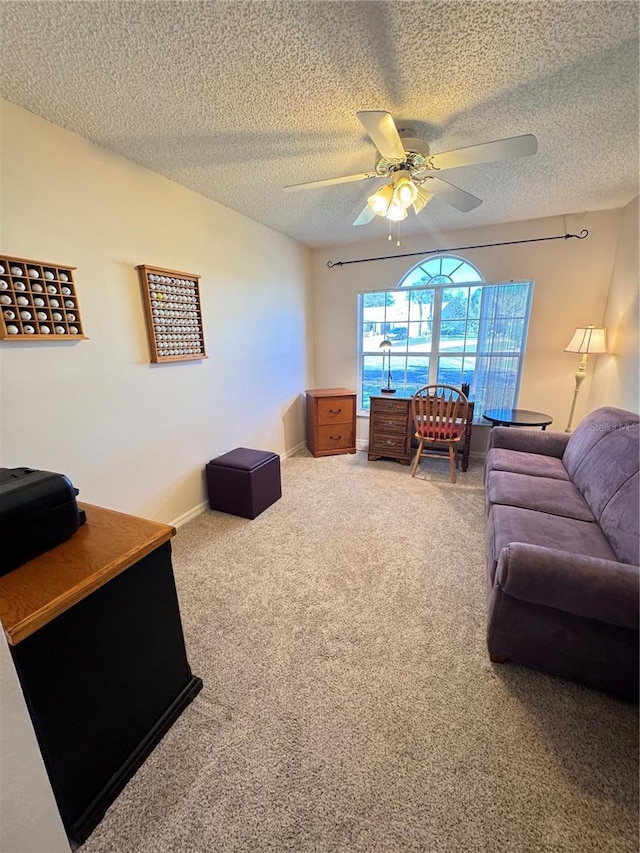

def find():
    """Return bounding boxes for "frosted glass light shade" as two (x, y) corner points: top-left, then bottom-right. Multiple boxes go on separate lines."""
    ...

(385, 200), (408, 221)
(564, 326), (607, 354)
(394, 175), (419, 207)
(367, 184), (394, 216)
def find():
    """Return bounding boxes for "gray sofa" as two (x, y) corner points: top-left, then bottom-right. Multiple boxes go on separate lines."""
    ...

(485, 406), (639, 700)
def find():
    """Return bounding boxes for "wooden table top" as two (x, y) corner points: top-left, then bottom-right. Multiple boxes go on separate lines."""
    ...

(0, 503), (175, 645)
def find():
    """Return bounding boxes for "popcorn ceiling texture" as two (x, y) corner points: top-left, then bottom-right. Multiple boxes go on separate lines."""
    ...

(1, 1), (638, 247)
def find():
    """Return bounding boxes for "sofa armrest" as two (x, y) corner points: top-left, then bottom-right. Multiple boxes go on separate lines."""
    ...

(494, 543), (639, 630)
(487, 426), (570, 457)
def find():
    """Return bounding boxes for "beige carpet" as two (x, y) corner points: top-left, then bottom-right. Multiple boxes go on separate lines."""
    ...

(80, 450), (638, 852)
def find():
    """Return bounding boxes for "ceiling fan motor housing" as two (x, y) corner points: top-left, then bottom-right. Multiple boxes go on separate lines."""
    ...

(375, 131), (433, 177)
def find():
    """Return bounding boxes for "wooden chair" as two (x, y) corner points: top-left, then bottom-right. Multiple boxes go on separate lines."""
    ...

(410, 385), (470, 483)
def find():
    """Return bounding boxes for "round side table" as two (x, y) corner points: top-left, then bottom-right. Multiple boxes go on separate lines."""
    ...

(483, 408), (553, 430)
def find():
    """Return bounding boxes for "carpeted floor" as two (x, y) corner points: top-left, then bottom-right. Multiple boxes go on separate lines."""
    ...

(80, 450), (639, 852)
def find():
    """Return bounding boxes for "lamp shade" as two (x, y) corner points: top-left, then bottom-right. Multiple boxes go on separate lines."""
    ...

(379, 339), (391, 349)
(564, 326), (607, 354)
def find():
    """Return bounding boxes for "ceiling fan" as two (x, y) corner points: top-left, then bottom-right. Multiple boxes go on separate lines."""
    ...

(284, 111), (537, 228)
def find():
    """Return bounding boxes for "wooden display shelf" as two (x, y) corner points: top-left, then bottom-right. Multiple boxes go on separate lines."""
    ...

(137, 264), (207, 363)
(0, 253), (87, 341)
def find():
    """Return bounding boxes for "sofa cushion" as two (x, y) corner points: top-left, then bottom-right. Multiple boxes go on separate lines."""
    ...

(570, 420), (640, 520)
(599, 471), (640, 566)
(488, 505), (618, 571)
(486, 471), (595, 521)
(485, 448), (570, 481)
(562, 407), (639, 480)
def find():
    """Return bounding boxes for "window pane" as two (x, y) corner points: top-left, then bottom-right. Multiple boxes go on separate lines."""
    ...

(493, 283), (529, 316)
(450, 266), (482, 283)
(474, 356), (521, 409)
(362, 355), (386, 409)
(440, 320), (467, 351)
(400, 268), (429, 288)
(358, 271), (531, 416)
(408, 321), (432, 345)
(362, 291), (396, 328)
(399, 255), (483, 288)
(468, 287), (482, 319)
(405, 354), (430, 391)
(386, 324), (409, 348)
(461, 357), (476, 386)
(437, 356), (464, 387)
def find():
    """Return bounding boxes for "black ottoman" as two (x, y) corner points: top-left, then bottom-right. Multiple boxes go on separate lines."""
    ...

(206, 447), (281, 519)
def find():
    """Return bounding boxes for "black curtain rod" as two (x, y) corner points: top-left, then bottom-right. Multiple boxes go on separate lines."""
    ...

(326, 229), (589, 268)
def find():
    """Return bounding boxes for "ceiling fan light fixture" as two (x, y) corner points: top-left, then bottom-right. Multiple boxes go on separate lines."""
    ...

(393, 174), (419, 208)
(367, 183), (394, 216)
(385, 200), (408, 221)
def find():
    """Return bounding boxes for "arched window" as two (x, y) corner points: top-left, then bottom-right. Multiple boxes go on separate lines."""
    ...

(398, 255), (484, 288)
(357, 255), (533, 419)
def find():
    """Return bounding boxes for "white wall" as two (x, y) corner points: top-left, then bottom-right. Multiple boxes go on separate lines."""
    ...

(0, 100), (314, 524)
(0, 98), (314, 853)
(311, 209), (626, 445)
(0, 631), (70, 852)
(589, 197), (639, 414)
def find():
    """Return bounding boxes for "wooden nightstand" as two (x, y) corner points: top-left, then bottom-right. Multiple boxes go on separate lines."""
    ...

(305, 388), (357, 458)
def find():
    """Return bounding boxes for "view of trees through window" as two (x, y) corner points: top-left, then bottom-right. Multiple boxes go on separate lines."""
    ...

(357, 255), (533, 419)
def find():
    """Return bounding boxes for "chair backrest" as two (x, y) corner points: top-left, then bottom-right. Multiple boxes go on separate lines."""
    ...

(411, 385), (469, 441)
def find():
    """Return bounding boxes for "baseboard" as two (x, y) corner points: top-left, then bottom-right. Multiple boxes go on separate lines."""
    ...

(171, 501), (207, 529)
(282, 440), (307, 459)
(172, 443), (308, 528)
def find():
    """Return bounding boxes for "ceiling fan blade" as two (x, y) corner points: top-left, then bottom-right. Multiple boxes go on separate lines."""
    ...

(428, 134), (538, 172)
(353, 205), (377, 226)
(413, 188), (433, 215)
(423, 176), (482, 212)
(357, 110), (406, 161)
(284, 172), (377, 191)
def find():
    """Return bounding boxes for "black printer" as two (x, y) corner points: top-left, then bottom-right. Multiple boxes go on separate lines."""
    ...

(0, 467), (86, 577)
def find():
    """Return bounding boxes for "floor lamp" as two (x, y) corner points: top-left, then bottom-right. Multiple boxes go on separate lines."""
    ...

(564, 325), (607, 432)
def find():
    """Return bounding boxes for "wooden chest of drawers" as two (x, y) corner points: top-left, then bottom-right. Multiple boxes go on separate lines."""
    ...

(368, 395), (474, 469)
(305, 388), (357, 458)
(368, 396), (412, 463)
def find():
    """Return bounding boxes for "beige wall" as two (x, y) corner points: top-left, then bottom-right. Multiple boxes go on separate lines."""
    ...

(0, 100), (314, 523)
(311, 209), (628, 445)
(589, 197), (639, 413)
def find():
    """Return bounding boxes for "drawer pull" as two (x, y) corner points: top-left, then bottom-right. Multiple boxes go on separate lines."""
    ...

(384, 420), (397, 427)
(328, 408), (342, 415)
(329, 434), (342, 441)
(384, 439), (397, 446)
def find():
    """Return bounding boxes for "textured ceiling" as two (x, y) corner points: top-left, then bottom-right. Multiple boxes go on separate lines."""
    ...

(1, 1), (638, 247)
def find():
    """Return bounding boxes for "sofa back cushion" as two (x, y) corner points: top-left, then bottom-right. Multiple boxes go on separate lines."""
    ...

(563, 407), (639, 479)
(563, 408), (639, 564)
(599, 472), (640, 566)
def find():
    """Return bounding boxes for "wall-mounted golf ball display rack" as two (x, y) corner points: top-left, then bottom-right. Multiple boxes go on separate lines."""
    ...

(0, 255), (86, 341)
(137, 264), (207, 363)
